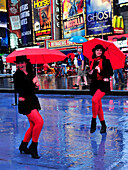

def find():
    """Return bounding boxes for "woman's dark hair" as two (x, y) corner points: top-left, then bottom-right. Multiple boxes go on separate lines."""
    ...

(26, 61), (35, 78)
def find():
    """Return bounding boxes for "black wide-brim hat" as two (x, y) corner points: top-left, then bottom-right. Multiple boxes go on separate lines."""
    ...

(92, 44), (106, 53)
(14, 55), (30, 63)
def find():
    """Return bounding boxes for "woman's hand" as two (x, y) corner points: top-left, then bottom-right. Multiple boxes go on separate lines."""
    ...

(95, 66), (100, 73)
(33, 76), (41, 90)
(19, 97), (25, 101)
(88, 69), (94, 75)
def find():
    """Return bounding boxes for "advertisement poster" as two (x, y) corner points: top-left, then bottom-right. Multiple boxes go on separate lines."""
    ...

(62, 0), (85, 38)
(108, 34), (128, 48)
(0, 13), (8, 49)
(86, 0), (113, 36)
(33, 0), (52, 43)
(8, 0), (21, 49)
(20, 0), (33, 45)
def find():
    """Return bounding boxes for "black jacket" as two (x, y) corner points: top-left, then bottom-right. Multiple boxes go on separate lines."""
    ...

(88, 57), (113, 96)
(13, 69), (36, 98)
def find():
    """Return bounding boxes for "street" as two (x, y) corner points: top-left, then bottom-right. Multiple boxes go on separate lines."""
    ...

(0, 93), (128, 169)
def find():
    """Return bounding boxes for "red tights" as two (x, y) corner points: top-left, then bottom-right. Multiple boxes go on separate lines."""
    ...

(92, 89), (105, 121)
(23, 109), (44, 143)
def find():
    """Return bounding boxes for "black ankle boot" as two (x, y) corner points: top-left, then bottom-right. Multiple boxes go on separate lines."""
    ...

(90, 117), (96, 133)
(29, 141), (40, 159)
(19, 141), (30, 154)
(100, 120), (107, 134)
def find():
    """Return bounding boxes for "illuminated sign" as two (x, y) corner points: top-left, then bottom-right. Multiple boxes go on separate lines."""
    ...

(108, 34), (128, 48)
(61, 0), (85, 38)
(33, 0), (50, 8)
(48, 39), (75, 48)
(8, 0), (21, 49)
(86, 0), (113, 37)
(0, 0), (7, 12)
(52, 0), (61, 40)
(113, 15), (124, 34)
(20, 0), (33, 45)
(33, 0), (52, 43)
(119, 0), (128, 4)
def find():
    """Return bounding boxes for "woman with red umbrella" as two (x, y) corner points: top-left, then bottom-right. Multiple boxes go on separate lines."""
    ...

(13, 55), (44, 159)
(88, 45), (113, 134)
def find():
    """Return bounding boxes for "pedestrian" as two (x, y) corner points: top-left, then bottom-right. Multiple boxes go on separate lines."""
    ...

(43, 63), (51, 74)
(68, 55), (73, 67)
(73, 48), (88, 89)
(114, 68), (125, 85)
(0, 56), (4, 74)
(13, 55), (44, 159)
(87, 45), (113, 134)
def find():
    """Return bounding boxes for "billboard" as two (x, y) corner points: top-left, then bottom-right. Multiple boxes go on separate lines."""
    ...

(0, 0), (7, 12)
(8, 0), (21, 49)
(61, 0), (85, 38)
(33, 0), (52, 43)
(0, 13), (8, 49)
(86, 0), (113, 37)
(52, 0), (61, 40)
(20, 0), (33, 45)
(108, 34), (128, 48)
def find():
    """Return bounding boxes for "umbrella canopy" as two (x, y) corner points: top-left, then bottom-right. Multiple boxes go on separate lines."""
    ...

(6, 48), (67, 64)
(83, 38), (126, 70)
(69, 36), (87, 43)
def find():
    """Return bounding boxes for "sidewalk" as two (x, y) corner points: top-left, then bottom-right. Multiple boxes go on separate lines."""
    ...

(0, 93), (128, 169)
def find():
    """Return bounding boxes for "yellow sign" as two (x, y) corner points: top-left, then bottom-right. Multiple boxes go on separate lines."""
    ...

(0, 0), (7, 12)
(113, 15), (124, 34)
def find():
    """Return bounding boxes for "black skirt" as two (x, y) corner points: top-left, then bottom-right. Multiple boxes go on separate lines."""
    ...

(18, 95), (41, 115)
(90, 80), (110, 96)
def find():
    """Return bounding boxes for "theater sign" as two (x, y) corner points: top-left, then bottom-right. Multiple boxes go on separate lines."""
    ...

(85, 0), (113, 37)
(61, 0), (85, 39)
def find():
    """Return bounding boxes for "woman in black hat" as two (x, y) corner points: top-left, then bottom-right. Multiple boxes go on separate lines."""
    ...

(13, 55), (44, 159)
(87, 45), (113, 134)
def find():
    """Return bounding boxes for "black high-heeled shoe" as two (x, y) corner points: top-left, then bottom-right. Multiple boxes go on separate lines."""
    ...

(100, 120), (107, 134)
(90, 117), (96, 133)
(29, 141), (40, 159)
(19, 141), (30, 154)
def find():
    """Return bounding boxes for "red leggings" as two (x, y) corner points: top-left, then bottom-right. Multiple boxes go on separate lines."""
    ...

(92, 89), (105, 121)
(23, 109), (44, 143)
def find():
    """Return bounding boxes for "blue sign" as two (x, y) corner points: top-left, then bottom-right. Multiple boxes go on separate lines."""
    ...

(20, 0), (33, 45)
(86, 0), (113, 36)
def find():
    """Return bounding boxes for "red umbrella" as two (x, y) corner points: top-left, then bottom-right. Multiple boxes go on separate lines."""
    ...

(83, 38), (126, 70)
(6, 48), (66, 64)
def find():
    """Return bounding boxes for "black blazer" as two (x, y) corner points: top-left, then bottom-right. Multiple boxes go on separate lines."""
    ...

(88, 57), (113, 96)
(13, 69), (36, 98)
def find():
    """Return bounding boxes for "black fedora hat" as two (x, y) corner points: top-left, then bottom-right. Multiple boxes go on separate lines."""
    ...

(14, 55), (30, 63)
(92, 44), (106, 53)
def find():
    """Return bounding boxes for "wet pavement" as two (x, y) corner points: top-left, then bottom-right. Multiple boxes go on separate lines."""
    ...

(0, 93), (128, 169)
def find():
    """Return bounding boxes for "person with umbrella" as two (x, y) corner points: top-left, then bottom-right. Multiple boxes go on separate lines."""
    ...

(87, 44), (113, 134)
(13, 55), (44, 159)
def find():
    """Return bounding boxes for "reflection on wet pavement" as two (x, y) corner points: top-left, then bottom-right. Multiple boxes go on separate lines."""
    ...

(0, 93), (128, 169)
(0, 74), (128, 91)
